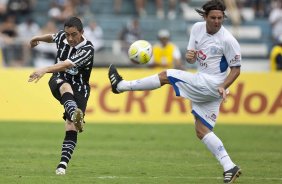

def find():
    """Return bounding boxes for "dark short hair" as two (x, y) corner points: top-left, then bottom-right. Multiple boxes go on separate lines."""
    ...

(64, 17), (83, 32)
(195, 0), (226, 18)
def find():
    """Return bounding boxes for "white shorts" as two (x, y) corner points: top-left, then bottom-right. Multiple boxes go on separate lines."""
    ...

(166, 69), (223, 129)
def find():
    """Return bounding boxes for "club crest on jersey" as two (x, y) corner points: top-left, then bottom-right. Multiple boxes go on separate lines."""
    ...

(210, 46), (220, 55)
(65, 67), (78, 75)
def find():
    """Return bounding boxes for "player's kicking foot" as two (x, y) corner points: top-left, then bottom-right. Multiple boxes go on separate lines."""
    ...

(55, 167), (66, 175)
(72, 108), (84, 133)
(223, 166), (242, 183)
(108, 64), (123, 94)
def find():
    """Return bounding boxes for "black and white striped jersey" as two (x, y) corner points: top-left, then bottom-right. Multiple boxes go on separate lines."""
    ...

(52, 30), (94, 96)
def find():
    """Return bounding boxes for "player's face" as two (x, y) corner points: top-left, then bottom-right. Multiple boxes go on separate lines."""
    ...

(64, 26), (84, 47)
(204, 10), (224, 35)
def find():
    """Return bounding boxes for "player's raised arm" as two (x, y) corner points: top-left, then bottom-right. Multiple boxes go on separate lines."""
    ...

(28, 60), (73, 83)
(185, 50), (197, 64)
(30, 34), (53, 48)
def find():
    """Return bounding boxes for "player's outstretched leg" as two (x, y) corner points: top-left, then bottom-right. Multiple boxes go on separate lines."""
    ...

(223, 165), (242, 183)
(72, 108), (84, 133)
(108, 64), (123, 94)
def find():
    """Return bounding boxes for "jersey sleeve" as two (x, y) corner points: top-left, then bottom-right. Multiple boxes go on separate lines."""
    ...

(224, 36), (241, 67)
(173, 45), (181, 60)
(68, 46), (94, 67)
(52, 30), (64, 45)
(187, 23), (198, 50)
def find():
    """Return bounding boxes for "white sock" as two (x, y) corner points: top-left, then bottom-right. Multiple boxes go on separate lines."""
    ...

(117, 74), (161, 92)
(201, 132), (235, 171)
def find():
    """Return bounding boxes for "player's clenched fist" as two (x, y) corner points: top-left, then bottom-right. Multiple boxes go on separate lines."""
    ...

(185, 50), (197, 64)
(30, 36), (40, 48)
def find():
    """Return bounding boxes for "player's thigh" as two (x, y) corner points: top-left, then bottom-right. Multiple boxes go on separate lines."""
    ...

(48, 76), (65, 102)
(166, 69), (205, 99)
(191, 99), (222, 130)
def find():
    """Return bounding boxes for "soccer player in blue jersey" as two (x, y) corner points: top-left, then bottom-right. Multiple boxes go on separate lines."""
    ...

(108, 0), (241, 183)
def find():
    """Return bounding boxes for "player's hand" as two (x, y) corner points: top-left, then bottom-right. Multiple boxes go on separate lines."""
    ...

(30, 37), (39, 48)
(218, 87), (228, 103)
(28, 68), (46, 83)
(185, 50), (197, 63)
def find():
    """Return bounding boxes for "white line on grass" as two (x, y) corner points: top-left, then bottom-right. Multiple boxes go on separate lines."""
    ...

(96, 176), (282, 181)
(16, 175), (282, 181)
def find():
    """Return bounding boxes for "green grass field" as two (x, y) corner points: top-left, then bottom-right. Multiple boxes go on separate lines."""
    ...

(0, 122), (281, 184)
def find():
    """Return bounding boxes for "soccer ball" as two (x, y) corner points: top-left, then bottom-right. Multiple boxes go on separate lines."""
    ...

(128, 40), (152, 64)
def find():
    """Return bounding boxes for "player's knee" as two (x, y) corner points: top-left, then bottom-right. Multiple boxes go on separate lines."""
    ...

(195, 128), (205, 140)
(59, 83), (73, 94)
(158, 71), (169, 85)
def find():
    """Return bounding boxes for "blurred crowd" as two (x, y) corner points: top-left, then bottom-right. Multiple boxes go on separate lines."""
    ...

(0, 0), (281, 71)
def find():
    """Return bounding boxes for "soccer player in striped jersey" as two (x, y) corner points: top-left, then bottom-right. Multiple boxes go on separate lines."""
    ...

(108, 0), (241, 183)
(28, 17), (94, 175)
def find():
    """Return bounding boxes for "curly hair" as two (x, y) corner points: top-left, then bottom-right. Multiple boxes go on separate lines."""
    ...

(195, 0), (227, 18)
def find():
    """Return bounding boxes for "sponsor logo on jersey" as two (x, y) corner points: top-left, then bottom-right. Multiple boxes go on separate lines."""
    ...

(230, 55), (240, 64)
(71, 50), (87, 60)
(197, 50), (207, 61)
(197, 50), (208, 68)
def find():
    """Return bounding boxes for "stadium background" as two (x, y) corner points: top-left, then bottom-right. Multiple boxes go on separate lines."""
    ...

(0, 0), (281, 124)
(0, 1), (282, 184)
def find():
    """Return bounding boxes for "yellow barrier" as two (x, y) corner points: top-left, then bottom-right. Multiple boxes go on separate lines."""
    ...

(0, 68), (281, 124)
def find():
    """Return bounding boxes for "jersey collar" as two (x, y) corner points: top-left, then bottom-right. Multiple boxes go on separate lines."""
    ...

(63, 35), (87, 49)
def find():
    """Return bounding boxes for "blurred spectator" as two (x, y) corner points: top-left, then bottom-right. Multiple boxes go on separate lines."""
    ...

(0, 15), (23, 67)
(119, 18), (142, 53)
(48, 0), (76, 24)
(17, 18), (40, 42)
(270, 35), (282, 71)
(0, 0), (8, 16)
(48, 0), (62, 22)
(0, 14), (17, 37)
(269, 0), (282, 41)
(114, 0), (122, 14)
(84, 20), (104, 52)
(72, 0), (92, 18)
(32, 20), (57, 68)
(169, 0), (191, 20)
(17, 17), (40, 66)
(0, 32), (13, 67)
(150, 29), (184, 70)
(253, 0), (269, 18)
(223, 0), (241, 26)
(135, 0), (164, 19)
(6, 0), (35, 18)
(135, 0), (190, 20)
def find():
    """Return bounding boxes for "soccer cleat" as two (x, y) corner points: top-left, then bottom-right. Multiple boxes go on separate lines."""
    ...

(223, 166), (242, 183)
(55, 168), (66, 175)
(72, 108), (84, 133)
(108, 64), (123, 94)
